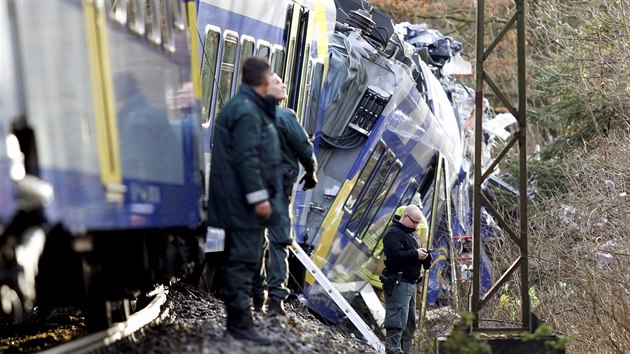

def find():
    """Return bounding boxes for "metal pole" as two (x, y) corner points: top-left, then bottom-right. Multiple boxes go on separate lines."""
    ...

(516, 0), (530, 331)
(471, 0), (485, 330)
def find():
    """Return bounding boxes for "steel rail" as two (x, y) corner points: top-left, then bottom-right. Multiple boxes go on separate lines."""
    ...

(39, 287), (168, 354)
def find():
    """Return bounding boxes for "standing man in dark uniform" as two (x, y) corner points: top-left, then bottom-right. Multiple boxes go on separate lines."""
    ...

(207, 57), (286, 345)
(252, 74), (317, 316)
(380, 205), (431, 354)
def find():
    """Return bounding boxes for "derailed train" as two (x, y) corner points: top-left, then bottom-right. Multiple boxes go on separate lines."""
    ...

(0, 0), (497, 334)
(196, 0), (496, 328)
(291, 1), (497, 325)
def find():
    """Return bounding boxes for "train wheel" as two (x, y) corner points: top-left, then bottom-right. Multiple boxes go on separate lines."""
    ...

(82, 257), (109, 331)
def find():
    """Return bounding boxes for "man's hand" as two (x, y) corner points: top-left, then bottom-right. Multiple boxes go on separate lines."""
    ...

(255, 200), (272, 219)
(299, 174), (318, 191)
(417, 248), (428, 260)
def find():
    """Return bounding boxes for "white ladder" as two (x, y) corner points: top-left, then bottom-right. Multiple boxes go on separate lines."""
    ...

(289, 241), (385, 354)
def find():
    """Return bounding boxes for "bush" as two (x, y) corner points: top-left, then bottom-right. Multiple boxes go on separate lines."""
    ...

(527, 134), (630, 353)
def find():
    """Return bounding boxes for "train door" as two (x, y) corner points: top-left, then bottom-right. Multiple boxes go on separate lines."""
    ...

(280, 2), (311, 111)
(300, 59), (324, 131)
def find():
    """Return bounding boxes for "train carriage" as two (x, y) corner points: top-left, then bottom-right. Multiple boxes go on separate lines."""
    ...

(196, 0), (335, 144)
(295, 2), (496, 325)
(294, 21), (464, 324)
(2, 0), (206, 330)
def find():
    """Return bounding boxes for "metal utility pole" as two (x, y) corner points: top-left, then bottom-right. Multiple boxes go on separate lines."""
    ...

(471, 0), (530, 331)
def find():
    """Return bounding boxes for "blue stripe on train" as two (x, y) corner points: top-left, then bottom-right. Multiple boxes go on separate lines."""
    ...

(196, 2), (284, 46)
(42, 115), (202, 231)
(41, 168), (201, 230)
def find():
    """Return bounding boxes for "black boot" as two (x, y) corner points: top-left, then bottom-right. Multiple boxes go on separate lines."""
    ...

(252, 290), (267, 312)
(226, 307), (272, 345)
(267, 296), (287, 317)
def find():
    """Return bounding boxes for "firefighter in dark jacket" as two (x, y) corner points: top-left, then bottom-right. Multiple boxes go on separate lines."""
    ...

(207, 57), (287, 345)
(381, 205), (431, 354)
(252, 74), (317, 316)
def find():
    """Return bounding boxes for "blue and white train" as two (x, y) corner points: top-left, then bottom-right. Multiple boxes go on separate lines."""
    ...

(0, 0), (205, 330)
(196, 0), (495, 328)
(195, 0), (335, 154)
(0, 0), (496, 335)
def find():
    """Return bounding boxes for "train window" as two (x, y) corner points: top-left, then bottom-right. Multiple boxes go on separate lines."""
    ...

(216, 31), (238, 113)
(171, 0), (186, 31)
(283, 38), (296, 105)
(367, 178), (419, 256)
(415, 153), (438, 213)
(306, 60), (324, 135)
(281, 2), (298, 107)
(159, 0), (175, 52)
(107, 0), (127, 24)
(236, 36), (255, 92)
(200, 27), (221, 124)
(346, 151), (400, 238)
(344, 140), (387, 212)
(257, 41), (271, 62)
(127, 0), (146, 35)
(271, 45), (285, 79)
(146, 0), (162, 45)
(296, 44), (312, 125)
(286, 5), (309, 110)
(358, 160), (402, 238)
(396, 177), (418, 208)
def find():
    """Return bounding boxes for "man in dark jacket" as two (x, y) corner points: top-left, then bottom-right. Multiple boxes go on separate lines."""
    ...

(252, 74), (317, 316)
(207, 57), (287, 345)
(381, 205), (430, 354)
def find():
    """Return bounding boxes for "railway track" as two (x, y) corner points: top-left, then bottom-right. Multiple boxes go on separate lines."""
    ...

(37, 286), (168, 354)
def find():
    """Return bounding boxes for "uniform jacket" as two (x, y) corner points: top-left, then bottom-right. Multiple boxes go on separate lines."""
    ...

(276, 107), (317, 198)
(275, 107), (317, 186)
(207, 85), (288, 230)
(382, 217), (426, 283)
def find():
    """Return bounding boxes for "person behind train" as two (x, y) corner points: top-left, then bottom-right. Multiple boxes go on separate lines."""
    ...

(393, 193), (428, 247)
(380, 205), (431, 354)
(251, 74), (317, 316)
(206, 57), (286, 345)
(114, 72), (180, 182)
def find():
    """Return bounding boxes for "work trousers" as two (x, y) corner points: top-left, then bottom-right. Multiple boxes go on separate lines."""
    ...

(252, 223), (292, 300)
(384, 281), (417, 354)
(222, 228), (265, 311)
